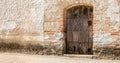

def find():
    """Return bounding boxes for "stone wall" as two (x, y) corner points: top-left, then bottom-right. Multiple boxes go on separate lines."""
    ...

(0, 0), (44, 44)
(93, 0), (120, 48)
(0, 0), (119, 54)
(44, 0), (120, 49)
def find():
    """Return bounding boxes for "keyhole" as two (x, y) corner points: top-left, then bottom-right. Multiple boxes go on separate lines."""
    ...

(73, 46), (76, 52)
(88, 20), (92, 26)
(88, 48), (91, 52)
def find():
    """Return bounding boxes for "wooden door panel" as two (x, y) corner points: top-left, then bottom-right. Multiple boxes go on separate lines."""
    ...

(66, 6), (93, 54)
(67, 31), (72, 41)
(73, 31), (78, 42)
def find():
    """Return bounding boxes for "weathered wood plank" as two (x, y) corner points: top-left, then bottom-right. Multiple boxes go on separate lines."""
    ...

(66, 6), (93, 54)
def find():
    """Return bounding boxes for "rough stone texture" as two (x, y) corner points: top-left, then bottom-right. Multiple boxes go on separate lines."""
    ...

(0, 0), (120, 55)
(44, 0), (120, 49)
(93, 0), (120, 46)
(94, 47), (120, 60)
(0, 0), (44, 44)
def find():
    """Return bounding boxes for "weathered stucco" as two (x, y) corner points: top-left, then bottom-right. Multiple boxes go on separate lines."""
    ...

(44, 0), (120, 48)
(0, 0), (120, 54)
(0, 0), (44, 44)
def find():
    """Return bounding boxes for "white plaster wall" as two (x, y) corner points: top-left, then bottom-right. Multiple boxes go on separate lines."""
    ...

(0, 0), (44, 44)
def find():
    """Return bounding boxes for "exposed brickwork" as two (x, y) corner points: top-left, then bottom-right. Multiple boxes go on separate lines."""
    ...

(44, 0), (120, 48)
(0, 0), (119, 54)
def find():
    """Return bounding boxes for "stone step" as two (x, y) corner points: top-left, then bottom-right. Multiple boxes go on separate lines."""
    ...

(64, 54), (98, 58)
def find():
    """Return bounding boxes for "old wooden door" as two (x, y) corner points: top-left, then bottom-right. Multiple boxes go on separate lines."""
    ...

(66, 6), (93, 54)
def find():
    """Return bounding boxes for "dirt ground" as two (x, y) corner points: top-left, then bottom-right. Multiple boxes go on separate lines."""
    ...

(0, 53), (119, 63)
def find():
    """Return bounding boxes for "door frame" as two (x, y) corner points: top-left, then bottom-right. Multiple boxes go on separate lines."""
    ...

(63, 5), (94, 54)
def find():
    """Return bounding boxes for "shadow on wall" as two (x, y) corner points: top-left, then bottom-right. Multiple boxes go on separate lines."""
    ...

(0, 42), (63, 55)
(94, 47), (120, 60)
